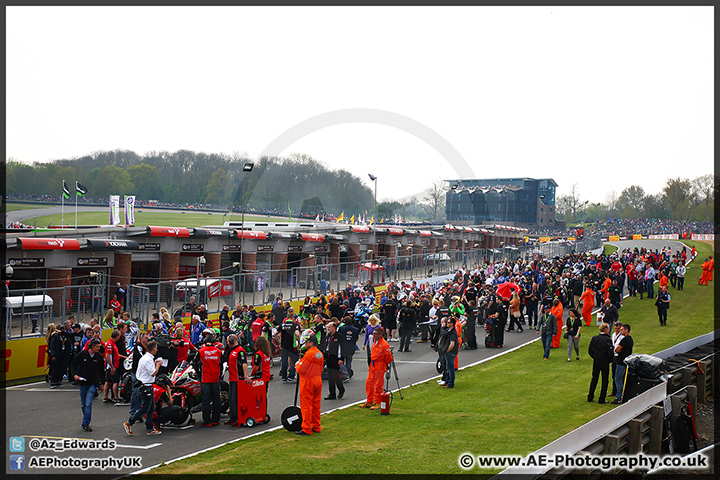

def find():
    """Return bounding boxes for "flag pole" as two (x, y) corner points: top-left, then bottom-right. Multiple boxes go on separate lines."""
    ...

(75, 181), (78, 229)
(61, 181), (65, 228)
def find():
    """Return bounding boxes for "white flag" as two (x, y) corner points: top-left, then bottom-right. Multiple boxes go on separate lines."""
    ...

(125, 195), (136, 225)
(109, 195), (120, 226)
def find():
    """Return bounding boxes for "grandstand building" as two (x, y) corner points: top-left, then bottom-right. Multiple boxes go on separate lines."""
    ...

(445, 178), (560, 229)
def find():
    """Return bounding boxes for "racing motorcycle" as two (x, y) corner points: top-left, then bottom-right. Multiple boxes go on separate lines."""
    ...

(169, 353), (230, 414)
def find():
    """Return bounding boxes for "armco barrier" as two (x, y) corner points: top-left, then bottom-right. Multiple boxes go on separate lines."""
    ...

(498, 332), (718, 477)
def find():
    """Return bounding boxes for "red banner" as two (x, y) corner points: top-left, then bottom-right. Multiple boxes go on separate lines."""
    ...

(148, 226), (190, 237)
(300, 233), (324, 242)
(19, 238), (80, 250)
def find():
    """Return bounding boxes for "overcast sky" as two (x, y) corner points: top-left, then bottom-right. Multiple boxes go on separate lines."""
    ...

(6, 6), (714, 204)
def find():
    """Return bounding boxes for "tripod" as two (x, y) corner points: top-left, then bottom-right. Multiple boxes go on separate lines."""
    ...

(384, 346), (403, 400)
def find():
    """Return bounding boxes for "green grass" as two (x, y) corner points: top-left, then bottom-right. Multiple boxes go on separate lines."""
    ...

(4, 202), (46, 212)
(150, 241), (715, 475)
(604, 244), (618, 255)
(18, 210), (301, 228)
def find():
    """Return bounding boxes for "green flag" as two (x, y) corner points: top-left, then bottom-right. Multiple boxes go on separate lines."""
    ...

(62, 180), (70, 199)
(288, 203), (292, 220)
(76, 182), (88, 196)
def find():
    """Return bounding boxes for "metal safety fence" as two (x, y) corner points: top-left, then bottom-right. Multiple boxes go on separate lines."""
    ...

(3, 237), (600, 339)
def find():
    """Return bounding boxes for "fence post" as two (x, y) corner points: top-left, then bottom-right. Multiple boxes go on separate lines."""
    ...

(604, 434), (620, 455)
(696, 360), (707, 403)
(670, 392), (682, 416)
(628, 419), (643, 454)
(648, 405), (664, 454)
(686, 384), (697, 419)
(681, 366), (692, 388)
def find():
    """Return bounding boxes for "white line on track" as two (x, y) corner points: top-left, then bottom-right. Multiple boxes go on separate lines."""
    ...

(114, 443), (162, 450)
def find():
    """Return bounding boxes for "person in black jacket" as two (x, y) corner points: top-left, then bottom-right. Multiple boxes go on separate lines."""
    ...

(587, 322), (614, 403)
(397, 301), (417, 352)
(71, 339), (106, 431)
(323, 321), (345, 400)
(48, 324), (71, 388)
(417, 295), (432, 343)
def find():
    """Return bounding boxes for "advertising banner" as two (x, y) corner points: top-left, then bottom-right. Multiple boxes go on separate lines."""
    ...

(109, 195), (120, 226)
(125, 195), (136, 225)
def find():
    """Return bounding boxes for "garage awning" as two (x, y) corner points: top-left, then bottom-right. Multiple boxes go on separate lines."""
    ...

(300, 233), (324, 242)
(85, 239), (140, 250)
(235, 230), (267, 240)
(351, 226), (370, 233)
(147, 226), (190, 237)
(192, 228), (231, 238)
(19, 238), (80, 250)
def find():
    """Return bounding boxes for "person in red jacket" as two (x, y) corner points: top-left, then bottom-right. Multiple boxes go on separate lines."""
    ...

(294, 335), (324, 435)
(251, 336), (273, 388)
(103, 329), (121, 403)
(709, 255), (714, 281)
(199, 335), (223, 426)
(359, 328), (393, 410)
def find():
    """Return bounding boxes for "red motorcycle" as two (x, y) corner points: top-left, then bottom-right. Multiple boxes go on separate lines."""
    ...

(151, 374), (195, 429)
(169, 353), (230, 415)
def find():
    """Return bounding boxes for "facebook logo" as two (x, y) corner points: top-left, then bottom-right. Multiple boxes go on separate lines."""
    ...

(9, 437), (25, 452)
(9, 454), (25, 470)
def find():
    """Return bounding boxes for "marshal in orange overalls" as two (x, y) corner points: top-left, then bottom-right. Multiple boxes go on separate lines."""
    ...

(295, 345), (324, 435)
(365, 335), (393, 406)
(699, 260), (711, 286)
(550, 302), (564, 348)
(580, 288), (595, 326)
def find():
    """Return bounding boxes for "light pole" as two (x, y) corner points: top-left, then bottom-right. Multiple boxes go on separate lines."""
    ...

(448, 183), (458, 224)
(369, 174), (377, 260)
(239, 161), (254, 305)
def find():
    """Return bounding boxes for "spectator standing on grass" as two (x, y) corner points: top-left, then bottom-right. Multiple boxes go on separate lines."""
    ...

(536, 303), (557, 360)
(566, 308), (582, 362)
(612, 324), (633, 404)
(676, 260), (686, 290)
(610, 321), (624, 397)
(645, 264), (656, 299)
(655, 285), (671, 326)
(587, 322), (613, 404)
(600, 299), (619, 327)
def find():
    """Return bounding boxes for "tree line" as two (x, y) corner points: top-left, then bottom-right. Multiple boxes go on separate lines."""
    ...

(5, 150), (377, 217)
(556, 175), (717, 224)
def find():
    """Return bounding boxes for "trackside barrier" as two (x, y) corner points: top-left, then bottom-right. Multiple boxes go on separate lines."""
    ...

(498, 381), (668, 476)
(499, 333), (718, 477)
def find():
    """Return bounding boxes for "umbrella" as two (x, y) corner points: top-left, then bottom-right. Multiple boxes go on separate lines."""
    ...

(495, 282), (521, 301)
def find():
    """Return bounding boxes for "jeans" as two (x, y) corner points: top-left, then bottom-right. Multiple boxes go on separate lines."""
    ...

(78, 384), (97, 427)
(615, 363), (627, 402)
(280, 347), (299, 380)
(342, 354), (354, 378)
(201, 382), (221, 424)
(628, 279), (637, 296)
(677, 277), (684, 290)
(542, 333), (552, 359)
(129, 372), (141, 416)
(443, 352), (456, 387)
(419, 323), (429, 341)
(128, 385), (155, 431)
(646, 279), (654, 299)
